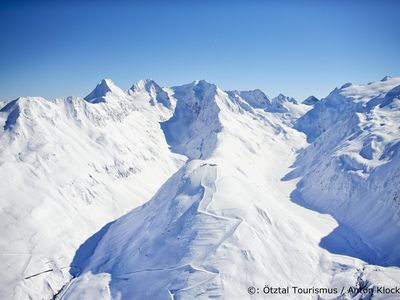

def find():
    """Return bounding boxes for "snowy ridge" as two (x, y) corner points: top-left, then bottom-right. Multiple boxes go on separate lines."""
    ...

(227, 89), (271, 111)
(295, 76), (400, 142)
(63, 161), (226, 299)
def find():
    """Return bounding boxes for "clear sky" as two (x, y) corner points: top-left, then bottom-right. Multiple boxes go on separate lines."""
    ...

(1, 0), (399, 101)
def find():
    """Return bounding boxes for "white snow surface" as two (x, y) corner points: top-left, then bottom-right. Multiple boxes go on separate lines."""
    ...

(1, 77), (400, 300)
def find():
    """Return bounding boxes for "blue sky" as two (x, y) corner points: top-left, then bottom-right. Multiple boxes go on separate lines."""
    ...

(1, 0), (399, 101)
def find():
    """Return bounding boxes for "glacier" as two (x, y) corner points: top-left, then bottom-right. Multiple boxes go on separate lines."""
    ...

(0, 77), (399, 299)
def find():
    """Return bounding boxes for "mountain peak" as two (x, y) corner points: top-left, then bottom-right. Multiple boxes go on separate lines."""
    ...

(0, 96), (48, 131)
(84, 78), (125, 103)
(193, 79), (211, 85)
(340, 82), (353, 89)
(276, 93), (286, 99)
(272, 93), (297, 104)
(381, 75), (392, 82)
(130, 78), (156, 93)
(303, 95), (319, 106)
(188, 79), (219, 92)
(130, 79), (172, 109)
(171, 80), (218, 105)
(264, 93), (298, 113)
(228, 89), (271, 109)
(162, 80), (222, 159)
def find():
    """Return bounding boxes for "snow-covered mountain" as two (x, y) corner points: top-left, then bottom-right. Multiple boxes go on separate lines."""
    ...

(1, 77), (400, 300)
(0, 79), (184, 299)
(292, 76), (400, 265)
(302, 95), (319, 106)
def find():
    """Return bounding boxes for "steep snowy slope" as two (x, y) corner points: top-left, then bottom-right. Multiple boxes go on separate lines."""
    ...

(292, 77), (400, 266)
(161, 80), (222, 160)
(60, 79), (400, 299)
(0, 80), (184, 299)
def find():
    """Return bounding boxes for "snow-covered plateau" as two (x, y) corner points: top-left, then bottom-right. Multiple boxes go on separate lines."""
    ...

(1, 76), (399, 300)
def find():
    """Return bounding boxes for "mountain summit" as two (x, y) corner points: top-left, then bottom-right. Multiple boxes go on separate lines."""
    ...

(129, 79), (172, 109)
(302, 95), (319, 105)
(84, 79), (126, 103)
